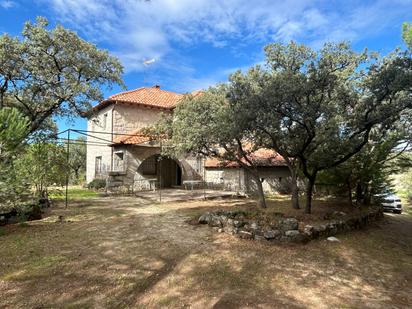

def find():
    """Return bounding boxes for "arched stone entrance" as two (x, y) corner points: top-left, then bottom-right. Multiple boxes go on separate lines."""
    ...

(137, 154), (182, 188)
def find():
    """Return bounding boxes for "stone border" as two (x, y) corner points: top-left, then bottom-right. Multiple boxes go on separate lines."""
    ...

(198, 207), (383, 243)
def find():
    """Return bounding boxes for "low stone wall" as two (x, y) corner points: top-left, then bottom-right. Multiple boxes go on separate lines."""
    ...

(198, 207), (383, 243)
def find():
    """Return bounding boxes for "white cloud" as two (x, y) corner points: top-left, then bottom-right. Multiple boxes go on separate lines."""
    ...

(0, 0), (15, 9)
(45, 0), (412, 90)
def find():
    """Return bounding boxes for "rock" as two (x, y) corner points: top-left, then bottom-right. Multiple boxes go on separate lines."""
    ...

(280, 230), (308, 243)
(327, 236), (340, 242)
(334, 211), (347, 217)
(279, 218), (299, 231)
(217, 228), (224, 233)
(198, 213), (211, 224)
(314, 224), (328, 237)
(263, 229), (281, 240)
(209, 215), (223, 227)
(254, 235), (266, 241)
(285, 230), (300, 237)
(226, 218), (234, 226)
(303, 225), (314, 236)
(250, 222), (259, 230)
(224, 226), (239, 235)
(327, 222), (338, 235)
(233, 220), (245, 228)
(238, 230), (253, 239)
(219, 215), (228, 225)
(284, 230), (306, 243)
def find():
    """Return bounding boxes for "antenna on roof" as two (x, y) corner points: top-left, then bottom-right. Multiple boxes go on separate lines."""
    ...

(143, 58), (156, 86)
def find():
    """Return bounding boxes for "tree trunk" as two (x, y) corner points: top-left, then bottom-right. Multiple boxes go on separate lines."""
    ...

(363, 183), (371, 205)
(356, 182), (363, 204)
(305, 177), (315, 214)
(347, 180), (353, 206)
(291, 170), (300, 209)
(250, 172), (267, 208)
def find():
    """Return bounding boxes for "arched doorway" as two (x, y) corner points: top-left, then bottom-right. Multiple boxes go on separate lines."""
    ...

(137, 154), (182, 188)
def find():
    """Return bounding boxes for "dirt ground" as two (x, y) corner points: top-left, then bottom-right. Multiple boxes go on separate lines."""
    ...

(0, 196), (411, 308)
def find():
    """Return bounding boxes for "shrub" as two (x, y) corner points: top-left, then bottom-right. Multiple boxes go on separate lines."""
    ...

(87, 178), (106, 190)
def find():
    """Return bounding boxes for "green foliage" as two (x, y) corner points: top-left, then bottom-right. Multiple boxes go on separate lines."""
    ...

(0, 17), (124, 135)
(0, 108), (30, 212)
(15, 142), (67, 198)
(87, 178), (107, 190)
(68, 137), (87, 184)
(0, 107), (29, 162)
(399, 168), (412, 201)
(402, 22), (412, 49)
(227, 41), (412, 212)
(0, 17), (123, 213)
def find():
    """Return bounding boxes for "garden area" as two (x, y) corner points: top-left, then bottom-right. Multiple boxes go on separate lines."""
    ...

(1, 195), (411, 308)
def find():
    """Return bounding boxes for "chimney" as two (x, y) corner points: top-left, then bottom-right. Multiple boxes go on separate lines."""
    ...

(153, 85), (160, 89)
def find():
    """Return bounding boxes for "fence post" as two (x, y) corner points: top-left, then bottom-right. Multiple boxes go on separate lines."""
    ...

(65, 129), (70, 209)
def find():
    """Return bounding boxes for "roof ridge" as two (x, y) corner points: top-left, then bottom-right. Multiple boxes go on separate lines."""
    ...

(109, 87), (145, 98)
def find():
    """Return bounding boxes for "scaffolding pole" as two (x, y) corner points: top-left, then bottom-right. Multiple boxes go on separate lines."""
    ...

(65, 129), (71, 209)
(158, 140), (162, 203)
(203, 157), (206, 200)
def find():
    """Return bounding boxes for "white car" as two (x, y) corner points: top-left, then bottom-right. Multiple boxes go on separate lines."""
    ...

(381, 194), (402, 214)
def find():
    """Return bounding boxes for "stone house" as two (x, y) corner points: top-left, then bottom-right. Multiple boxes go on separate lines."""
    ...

(86, 85), (290, 193)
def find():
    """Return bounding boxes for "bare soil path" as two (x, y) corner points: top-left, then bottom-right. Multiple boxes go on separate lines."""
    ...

(0, 197), (411, 308)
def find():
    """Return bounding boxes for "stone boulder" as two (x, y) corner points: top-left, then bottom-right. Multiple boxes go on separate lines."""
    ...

(278, 218), (299, 231)
(282, 230), (306, 243)
(198, 212), (212, 224)
(263, 229), (281, 240)
(238, 230), (253, 239)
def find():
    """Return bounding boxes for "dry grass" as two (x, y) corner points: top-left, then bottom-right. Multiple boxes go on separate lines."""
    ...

(0, 196), (411, 308)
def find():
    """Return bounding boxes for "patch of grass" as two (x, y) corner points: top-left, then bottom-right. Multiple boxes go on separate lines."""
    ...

(156, 295), (179, 307)
(49, 187), (98, 200)
(0, 227), (6, 236)
(2, 255), (67, 281)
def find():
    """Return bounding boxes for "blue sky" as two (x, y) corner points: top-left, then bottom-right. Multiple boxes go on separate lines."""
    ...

(0, 0), (411, 135)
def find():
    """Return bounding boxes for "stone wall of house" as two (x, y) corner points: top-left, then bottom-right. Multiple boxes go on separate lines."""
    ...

(254, 167), (291, 193)
(86, 104), (171, 184)
(205, 168), (247, 192)
(112, 104), (171, 134)
(107, 145), (203, 191)
(204, 167), (291, 194)
(86, 105), (114, 183)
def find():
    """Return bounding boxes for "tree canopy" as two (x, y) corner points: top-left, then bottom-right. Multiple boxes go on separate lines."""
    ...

(224, 41), (412, 213)
(0, 17), (124, 135)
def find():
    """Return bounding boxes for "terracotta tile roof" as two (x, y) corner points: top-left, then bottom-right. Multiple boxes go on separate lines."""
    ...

(93, 85), (184, 111)
(113, 128), (154, 145)
(204, 148), (286, 168)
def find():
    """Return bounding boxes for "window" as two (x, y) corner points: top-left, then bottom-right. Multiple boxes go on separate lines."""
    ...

(114, 151), (125, 171)
(95, 156), (102, 175)
(103, 113), (108, 129)
(196, 157), (203, 173)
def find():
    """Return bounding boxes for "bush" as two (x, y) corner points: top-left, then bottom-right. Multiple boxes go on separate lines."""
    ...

(87, 178), (106, 190)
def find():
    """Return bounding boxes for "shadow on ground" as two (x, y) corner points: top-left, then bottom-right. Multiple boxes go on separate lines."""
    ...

(0, 196), (411, 308)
